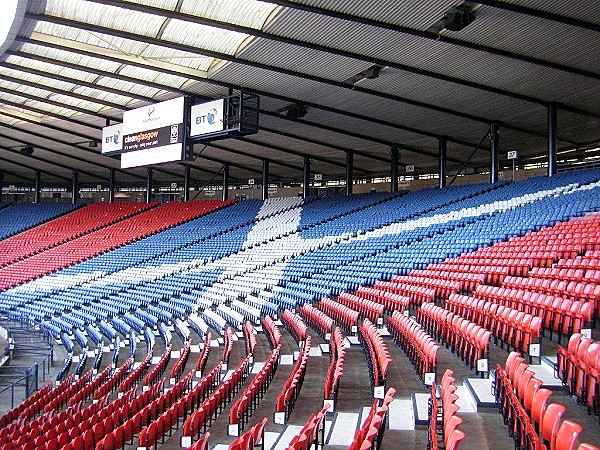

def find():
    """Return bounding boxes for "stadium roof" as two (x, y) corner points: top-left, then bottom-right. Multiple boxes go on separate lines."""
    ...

(0, 0), (599, 189)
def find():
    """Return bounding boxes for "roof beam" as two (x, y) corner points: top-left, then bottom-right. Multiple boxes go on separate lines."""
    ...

(0, 109), (99, 144)
(259, 109), (461, 164)
(14, 36), (487, 153)
(0, 123), (200, 183)
(0, 84), (119, 123)
(190, 151), (263, 177)
(0, 149), (84, 182)
(85, 0), (600, 120)
(8, 41), (440, 162)
(259, 124), (391, 164)
(0, 60), (152, 104)
(0, 124), (132, 180)
(208, 142), (305, 172)
(0, 168), (35, 183)
(0, 72), (128, 112)
(23, 13), (565, 142)
(264, 0), (600, 81)
(0, 97), (104, 132)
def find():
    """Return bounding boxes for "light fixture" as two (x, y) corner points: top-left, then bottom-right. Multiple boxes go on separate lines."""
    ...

(20, 146), (34, 155)
(443, 5), (476, 31)
(343, 65), (385, 86)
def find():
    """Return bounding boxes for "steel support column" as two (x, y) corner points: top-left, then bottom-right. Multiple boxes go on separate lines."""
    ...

(438, 137), (447, 188)
(146, 168), (153, 203)
(390, 145), (399, 192)
(108, 168), (115, 203)
(548, 103), (557, 177)
(303, 156), (311, 198)
(183, 165), (191, 202)
(71, 170), (78, 204)
(490, 123), (500, 184)
(262, 160), (269, 200)
(346, 150), (353, 195)
(34, 170), (41, 203)
(222, 163), (230, 201)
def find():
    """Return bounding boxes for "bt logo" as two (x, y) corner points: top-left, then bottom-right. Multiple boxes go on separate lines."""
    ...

(196, 108), (220, 125)
(105, 131), (121, 145)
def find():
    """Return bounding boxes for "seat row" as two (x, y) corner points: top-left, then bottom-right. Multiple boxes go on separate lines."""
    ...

(299, 303), (334, 338)
(500, 275), (600, 321)
(336, 292), (384, 326)
(359, 319), (391, 393)
(280, 309), (308, 343)
(144, 345), (172, 387)
(556, 333), (600, 416)
(262, 315), (281, 349)
(229, 345), (280, 436)
(372, 280), (436, 305)
(170, 338), (192, 383)
(229, 417), (268, 450)
(94, 357), (134, 401)
(275, 335), (312, 424)
(390, 274), (461, 300)
(387, 311), (440, 385)
(119, 352), (153, 393)
(495, 352), (598, 450)
(428, 370), (465, 450)
(317, 298), (359, 334)
(445, 294), (542, 359)
(349, 387), (395, 450)
(183, 355), (252, 445)
(353, 286), (410, 315)
(286, 404), (330, 450)
(473, 285), (592, 341)
(324, 327), (346, 406)
(243, 321), (257, 357)
(220, 327), (235, 369)
(408, 267), (486, 293)
(417, 303), (491, 377)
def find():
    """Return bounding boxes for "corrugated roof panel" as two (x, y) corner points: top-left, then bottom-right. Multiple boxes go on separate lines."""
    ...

(363, 69), (549, 133)
(23, 99), (81, 118)
(72, 86), (133, 106)
(17, 42), (123, 74)
(0, 66), (77, 92)
(118, 0), (179, 9)
(5, 54), (101, 84)
(160, 19), (247, 56)
(501, 0), (600, 25)
(235, 37), (368, 82)
(94, 76), (161, 98)
(0, 115), (23, 126)
(118, 65), (188, 89)
(294, 0), (458, 30)
(34, 22), (151, 56)
(139, 44), (214, 71)
(180, 0), (278, 29)
(47, 93), (105, 113)
(443, 6), (600, 73)
(0, 80), (52, 99)
(44, 0), (165, 38)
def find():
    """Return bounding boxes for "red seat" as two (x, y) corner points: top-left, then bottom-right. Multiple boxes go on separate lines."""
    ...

(554, 420), (583, 450)
(444, 428), (465, 450)
(541, 403), (566, 450)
